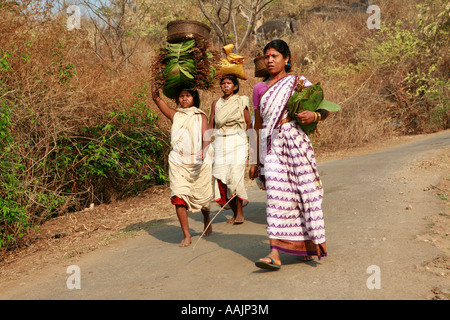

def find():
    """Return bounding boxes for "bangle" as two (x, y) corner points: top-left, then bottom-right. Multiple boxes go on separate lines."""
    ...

(313, 112), (318, 122)
(315, 112), (321, 122)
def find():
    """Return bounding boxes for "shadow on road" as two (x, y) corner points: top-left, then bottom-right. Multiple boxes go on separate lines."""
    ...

(122, 197), (321, 271)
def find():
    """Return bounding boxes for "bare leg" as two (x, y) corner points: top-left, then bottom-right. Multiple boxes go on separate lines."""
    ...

(227, 198), (237, 223)
(226, 216), (236, 224)
(227, 197), (244, 224)
(175, 205), (191, 247)
(201, 209), (212, 236)
(233, 198), (244, 224)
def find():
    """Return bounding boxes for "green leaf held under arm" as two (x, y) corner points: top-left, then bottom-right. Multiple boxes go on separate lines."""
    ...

(287, 82), (341, 134)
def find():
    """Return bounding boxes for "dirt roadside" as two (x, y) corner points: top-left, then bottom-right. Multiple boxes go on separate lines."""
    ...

(0, 131), (448, 299)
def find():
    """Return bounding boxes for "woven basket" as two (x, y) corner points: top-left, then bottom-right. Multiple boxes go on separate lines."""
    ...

(167, 20), (211, 43)
(254, 55), (269, 78)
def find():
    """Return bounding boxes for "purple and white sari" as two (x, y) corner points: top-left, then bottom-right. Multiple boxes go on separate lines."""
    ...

(257, 75), (327, 259)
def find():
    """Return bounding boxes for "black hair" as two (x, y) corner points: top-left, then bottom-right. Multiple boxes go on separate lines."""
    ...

(220, 74), (240, 94)
(175, 87), (200, 108)
(263, 39), (292, 73)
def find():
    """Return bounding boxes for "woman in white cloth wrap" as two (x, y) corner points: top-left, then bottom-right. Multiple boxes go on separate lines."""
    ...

(209, 74), (251, 224)
(152, 85), (212, 247)
(249, 40), (329, 270)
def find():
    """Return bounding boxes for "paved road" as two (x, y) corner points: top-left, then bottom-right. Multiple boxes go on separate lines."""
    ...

(1, 131), (449, 300)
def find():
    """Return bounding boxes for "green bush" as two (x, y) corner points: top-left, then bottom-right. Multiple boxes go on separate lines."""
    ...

(53, 91), (169, 206)
(0, 90), (169, 248)
(324, 10), (448, 135)
(0, 103), (31, 248)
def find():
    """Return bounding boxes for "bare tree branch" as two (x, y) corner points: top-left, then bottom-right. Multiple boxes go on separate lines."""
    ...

(198, 0), (226, 45)
(78, 0), (152, 70)
(198, 0), (274, 53)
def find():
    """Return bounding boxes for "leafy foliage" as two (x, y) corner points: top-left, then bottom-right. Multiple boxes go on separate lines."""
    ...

(0, 102), (30, 248)
(152, 39), (220, 99)
(0, 1), (169, 249)
(358, 15), (449, 133)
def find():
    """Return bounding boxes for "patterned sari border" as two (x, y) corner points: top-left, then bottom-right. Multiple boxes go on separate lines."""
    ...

(270, 239), (327, 260)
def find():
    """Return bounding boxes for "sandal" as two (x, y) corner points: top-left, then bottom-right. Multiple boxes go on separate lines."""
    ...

(255, 256), (281, 271)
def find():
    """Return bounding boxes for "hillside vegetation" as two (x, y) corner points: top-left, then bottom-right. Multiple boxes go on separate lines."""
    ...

(0, 0), (448, 249)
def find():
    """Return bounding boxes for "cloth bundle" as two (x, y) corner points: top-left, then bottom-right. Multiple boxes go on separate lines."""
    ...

(217, 44), (248, 80)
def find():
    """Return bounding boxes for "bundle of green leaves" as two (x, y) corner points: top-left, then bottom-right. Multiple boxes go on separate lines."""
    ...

(152, 39), (219, 99)
(287, 82), (341, 134)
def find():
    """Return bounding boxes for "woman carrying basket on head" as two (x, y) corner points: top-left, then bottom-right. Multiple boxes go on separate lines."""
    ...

(249, 40), (330, 270)
(152, 85), (213, 247)
(209, 74), (251, 224)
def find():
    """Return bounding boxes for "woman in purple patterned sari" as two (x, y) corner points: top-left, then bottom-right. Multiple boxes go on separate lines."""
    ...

(249, 40), (329, 270)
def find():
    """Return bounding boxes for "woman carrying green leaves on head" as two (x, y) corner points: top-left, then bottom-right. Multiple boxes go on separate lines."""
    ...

(152, 84), (213, 247)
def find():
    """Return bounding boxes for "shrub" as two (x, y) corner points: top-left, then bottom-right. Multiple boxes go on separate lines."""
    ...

(0, 102), (31, 248)
(289, 0), (448, 149)
(0, 1), (169, 248)
(357, 15), (449, 134)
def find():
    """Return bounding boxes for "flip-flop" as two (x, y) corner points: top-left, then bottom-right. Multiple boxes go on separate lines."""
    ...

(255, 256), (281, 271)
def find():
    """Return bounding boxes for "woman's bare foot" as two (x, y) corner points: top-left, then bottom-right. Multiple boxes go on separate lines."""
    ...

(179, 237), (191, 247)
(233, 213), (244, 224)
(229, 198), (244, 224)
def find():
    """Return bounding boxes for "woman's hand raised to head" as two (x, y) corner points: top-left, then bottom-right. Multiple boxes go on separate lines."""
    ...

(151, 82), (176, 122)
(151, 82), (160, 101)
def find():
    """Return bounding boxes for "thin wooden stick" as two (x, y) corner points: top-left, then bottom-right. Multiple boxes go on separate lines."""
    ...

(193, 194), (237, 249)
